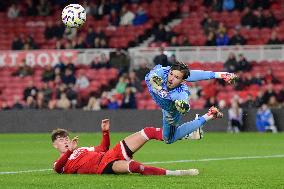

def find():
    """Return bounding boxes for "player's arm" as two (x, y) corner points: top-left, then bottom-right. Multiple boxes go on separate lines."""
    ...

(53, 136), (78, 173)
(145, 65), (168, 93)
(94, 119), (110, 152)
(186, 70), (237, 84)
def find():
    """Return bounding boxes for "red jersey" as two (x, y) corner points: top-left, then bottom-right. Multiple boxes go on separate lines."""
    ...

(53, 131), (110, 174)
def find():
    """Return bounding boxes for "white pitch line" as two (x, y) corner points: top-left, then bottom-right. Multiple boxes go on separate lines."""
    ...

(144, 154), (284, 165)
(0, 154), (284, 175)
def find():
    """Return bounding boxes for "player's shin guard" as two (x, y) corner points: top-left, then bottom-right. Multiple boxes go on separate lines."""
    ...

(128, 160), (166, 175)
(140, 127), (163, 141)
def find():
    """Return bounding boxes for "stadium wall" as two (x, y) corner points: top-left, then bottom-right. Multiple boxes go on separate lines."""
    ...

(0, 109), (283, 133)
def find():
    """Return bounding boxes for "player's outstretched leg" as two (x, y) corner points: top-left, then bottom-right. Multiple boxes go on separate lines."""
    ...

(167, 106), (223, 144)
(111, 160), (199, 176)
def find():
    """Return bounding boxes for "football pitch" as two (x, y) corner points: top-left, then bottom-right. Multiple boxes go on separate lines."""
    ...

(0, 132), (283, 189)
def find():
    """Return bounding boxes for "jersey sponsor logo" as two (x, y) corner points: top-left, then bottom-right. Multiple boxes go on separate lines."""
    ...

(158, 89), (168, 98)
(69, 147), (95, 160)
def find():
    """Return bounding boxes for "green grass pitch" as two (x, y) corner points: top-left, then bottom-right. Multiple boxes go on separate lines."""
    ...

(0, 132), (283, 189)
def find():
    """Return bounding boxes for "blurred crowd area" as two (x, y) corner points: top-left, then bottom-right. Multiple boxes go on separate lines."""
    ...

(0, 0), (283, 50)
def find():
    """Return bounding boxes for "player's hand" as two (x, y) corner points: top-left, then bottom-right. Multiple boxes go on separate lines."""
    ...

(101, 119), (110, 131)
(150, 74), (163, 91)
(68, 136), (79, 151)
(221, 73), (238, 84)
(175, 100), (190, 114)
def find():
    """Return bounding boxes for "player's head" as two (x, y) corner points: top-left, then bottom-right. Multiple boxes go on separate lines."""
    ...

(167, 61), (189, 89)
(51, 128), (70, 153)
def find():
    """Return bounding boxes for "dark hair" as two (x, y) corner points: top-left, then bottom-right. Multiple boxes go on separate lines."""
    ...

(51, 128), (69, 142)
(170, 61), (190, 79)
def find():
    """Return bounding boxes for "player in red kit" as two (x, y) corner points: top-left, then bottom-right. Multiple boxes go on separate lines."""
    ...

(52, 119), (200, 176)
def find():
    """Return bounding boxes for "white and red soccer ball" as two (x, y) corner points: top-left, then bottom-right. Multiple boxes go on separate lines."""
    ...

(62, 4), (86, 28)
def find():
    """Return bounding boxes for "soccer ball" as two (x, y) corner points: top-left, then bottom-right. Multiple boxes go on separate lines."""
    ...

(61, 4), (86, 28)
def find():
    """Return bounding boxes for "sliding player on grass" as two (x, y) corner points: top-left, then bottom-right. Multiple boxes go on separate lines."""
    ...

(145, 61), (237, 143)
(52, 111), (222, 176)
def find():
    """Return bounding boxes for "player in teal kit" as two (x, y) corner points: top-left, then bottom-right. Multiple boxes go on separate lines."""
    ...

(145, 61), (237, 144)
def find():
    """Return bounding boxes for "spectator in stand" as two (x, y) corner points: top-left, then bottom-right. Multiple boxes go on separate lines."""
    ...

(100, 53), (111, 68)
(252, 72), (264, 86)
(61, 68), (76, 86)
(255, 90), (265, 108)
(264, 68), (279, 84)
(65, 58), (75, 73)
(277, 87), (284, 105)
(237, 54), (251, 72)
(265, 11), (277, 28)
(109, 9), (120, 26)
(110, 48), (130, 74)
(252, 0), (270, 10)
(241, 7), (255, 28)
(25, 96), (37, 109)
(129, 71), (142, 92)
(215, 32), (229, 46)
(202, 16), (218, 35)
(75, 72), (90, 90)
(235, 0), (247, 11)
(134, 62), (150, 81)
(74, 36), (87, 49)
(53, 21), (65, 39)
(42, 64), (55, 82)
(107, 95), (119, 110)
(153, 24), (167, 42)
(37, 0), (51, 16)
(169, 36), (179, 46)
(97, 0), (111, 19)
(26, 0), (38, 16)
(109, 0), (121, 13)
(63, 28), (77, 40)
(180, 36), (191, 46)
(189, 83), (201, 100)
(267, 31), (282, 45)
(133, 6), (148, 26)
(86, 27), (96, 47)
(65, 85), (78, 108)
(55, 41), (65, 49)
(88, 2), (99, 19)
(205, 32), (216, 46)
(153, 47), (170, 67)
(7, 3), (20, 19)
(115, 75), (129, 94)
(204, 96), (218, 108)
(241, 94), (255, 108)
(36, 91), (48, 109)
(23, 80), (38, 101)
(99, 38), (108, 48)
(223, 0), (235, 11)
(168, 54), (177, 65)
(120, 5), (135, 26)
(256, 104), (277, 133)
(91, 57), (103, 69)
(11, 36), (24, 50)
(100, 91), (110, 109)
(121, 86), (137, 109)
(229, 29), (246, 45)
(84, 96), (101, 111)
(41, 82), (52, 104)
(44, 21), (56, 40)
(211, 0), (222, 12)
(24, 35), (38, 50)
(56, 92), (71, 110)
(13, 60), (34, 78)
(224, 52), (238, 72)
(1, 102), (11, 110)
(267, 96), (281, 109)
(228, 100), (243, 133)
(253, 8), (265, 28)
(263, 84), (277, 104)
(11, 95), (24, 110)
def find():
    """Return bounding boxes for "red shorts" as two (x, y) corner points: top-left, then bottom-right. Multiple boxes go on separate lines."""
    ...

(96, 141), (132, 174)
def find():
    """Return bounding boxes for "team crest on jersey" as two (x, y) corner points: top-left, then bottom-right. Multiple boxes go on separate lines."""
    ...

(158, 89), (168, 98)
